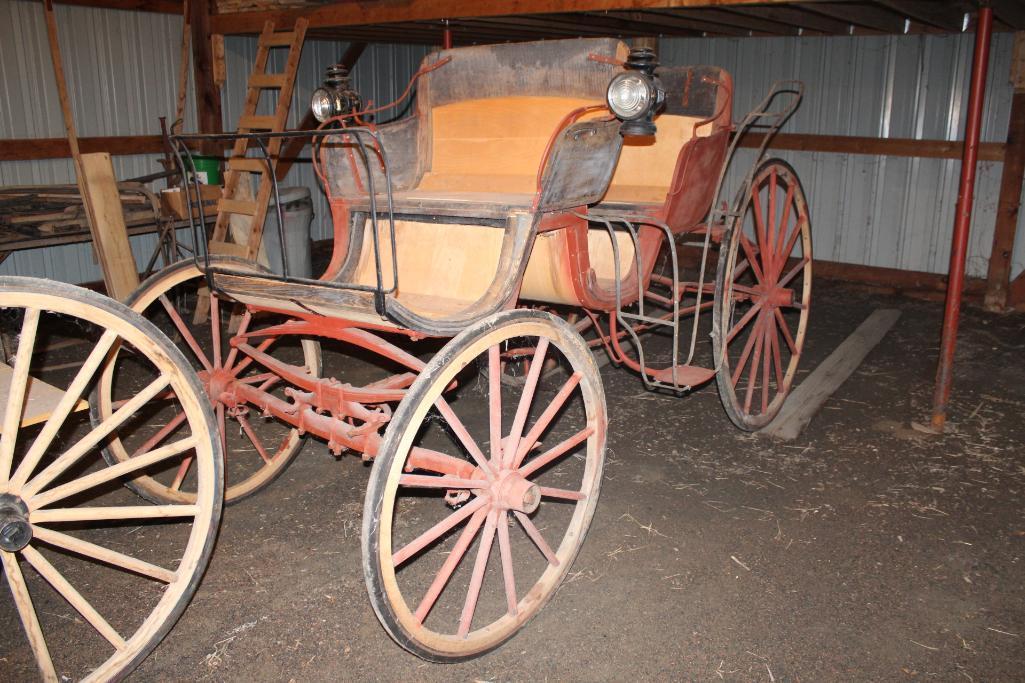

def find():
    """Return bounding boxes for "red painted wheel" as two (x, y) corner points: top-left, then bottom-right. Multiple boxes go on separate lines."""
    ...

(492, 311), (608, 387)
(91, 258), (321, 504)
(364, 310), (606, 661)
(712, 159), (812, 430)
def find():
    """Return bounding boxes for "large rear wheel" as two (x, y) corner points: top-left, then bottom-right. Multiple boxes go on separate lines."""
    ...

(0, 277), (221, 681)
(713, 159), (812, 430)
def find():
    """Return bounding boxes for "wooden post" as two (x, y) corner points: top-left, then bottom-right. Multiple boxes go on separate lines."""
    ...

(190, 0), (222, 152)
(42, 0), (139, 300)
(175, 0), (191, 127)
(984, 33), (1025, 311)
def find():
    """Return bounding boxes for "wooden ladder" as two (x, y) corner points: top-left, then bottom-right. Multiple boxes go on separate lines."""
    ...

(195, 18), (308, 322)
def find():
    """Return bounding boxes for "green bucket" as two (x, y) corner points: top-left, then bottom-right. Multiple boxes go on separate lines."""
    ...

(189, 155), (222, 185)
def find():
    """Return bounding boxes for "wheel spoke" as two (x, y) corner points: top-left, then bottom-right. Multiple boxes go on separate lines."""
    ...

(31, 505), (199, 523)
(20, 545), (126, 650)
(778, 255), (810, 290)
(743, 314), (766, 415)
(726, 300), (763, 345)
(488, 345), (503, 464)
(768, 314), (785, 391)
(414, 506), (488, 625)
(392, 495), (489, 567)
(237, 414), (272, 464)
(539, 486), (586, 501)
(774, 308), (798, 355)
(398, 474), (484, 490)
(159, 295), (212, 372)
(496, 512), (518, 616)
(513, 510), (559, 566)
(216, 404), (227, 463)
(31, 436), (198, 509)
(739, 232), (765, 284)
(512, 371), (581, 469)
(435, 399), (495, 480)
(505, 338), (550, 469)
(170, 455), (194, 491)
(2, 550), (57, 682)
(775, 216), (806, 283)
(131, 410), (188, 458)
(730, 311), (764, 388)
(767, 168), (778, 278)
(223, 310), (251, 371)
(209, 294), (223, 369)
(751, 184), (768, 268)
(10, 329), (120, 489)
(772, 182), (796, 279)
(0, 308), (40, 483)
(31, 526), (176, 583)
(23, 375), (171, 498)
(761, 321), (771, 414)
(519, 426), (593, 479)
(457, 509), (498, 638)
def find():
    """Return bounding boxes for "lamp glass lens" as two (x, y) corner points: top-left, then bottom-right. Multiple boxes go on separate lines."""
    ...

(311, 88), (336, 122)
(607, 73), (652, 120)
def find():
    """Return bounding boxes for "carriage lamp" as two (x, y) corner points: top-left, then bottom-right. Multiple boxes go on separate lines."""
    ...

(311, 64), (362, 123)
(606, 47), (665, 137)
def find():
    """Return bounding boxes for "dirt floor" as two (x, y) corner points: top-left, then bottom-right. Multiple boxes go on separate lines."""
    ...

(2, 278), (1024, 681)
(112, 280), (1022, 681)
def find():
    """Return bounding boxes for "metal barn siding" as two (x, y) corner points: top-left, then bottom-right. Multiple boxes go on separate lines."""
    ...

(0, 0), (197, 283)
(222, 37), (431, 243)
(661, 32), (1019, 279)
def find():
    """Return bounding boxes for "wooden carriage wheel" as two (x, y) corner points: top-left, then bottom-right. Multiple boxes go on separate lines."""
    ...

(712, 159), (812, 430)
(91, 258), (320, 504)
(0, 277), (221, 681)
(491, 310), (609, 387)
(364, 309), (606, 661)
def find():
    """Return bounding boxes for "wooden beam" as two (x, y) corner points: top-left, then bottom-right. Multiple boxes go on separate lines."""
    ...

(0, 135), (165, 161)
(991, 0), (1025, 31)
(274, 41), (366, 182)
(875, 0), (971, 32)
(761, 309), (902, 440)
(994, 35), (1025, 309)
(737, 131), (1005, 161)
(727, 4), (855, 34)
(209, 0), (843, 35)
(50, 0), (181, 14)
(814, 259), (987, 299)
(190, 0), (222, 151)
(78, 153), (140, 300)
(797, 2), (906, 33)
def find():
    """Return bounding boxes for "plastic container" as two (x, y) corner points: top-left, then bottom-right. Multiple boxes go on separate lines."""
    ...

(262, 186), (314, 279)
(188, 155), (222, 185)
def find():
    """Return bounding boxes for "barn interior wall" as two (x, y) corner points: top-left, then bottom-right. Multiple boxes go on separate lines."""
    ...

(1, 1), (1022, 286)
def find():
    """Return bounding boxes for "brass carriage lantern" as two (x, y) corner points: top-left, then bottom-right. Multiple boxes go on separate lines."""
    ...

(606, 47), (666, 136)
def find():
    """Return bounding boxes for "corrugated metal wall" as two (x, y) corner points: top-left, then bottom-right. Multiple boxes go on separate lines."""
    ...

(661, 32), (1022, 279)
(1, 2), (1022, 284)
(0, 0), (197, 283)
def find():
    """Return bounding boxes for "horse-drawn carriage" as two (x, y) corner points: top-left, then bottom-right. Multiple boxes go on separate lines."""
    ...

(1, 37), (809, 678)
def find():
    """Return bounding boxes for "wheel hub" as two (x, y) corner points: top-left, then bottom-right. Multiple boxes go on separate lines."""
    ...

(203, 368), (238, 407)
(0, 494), (31, 552)
(494, 471), (541, 514)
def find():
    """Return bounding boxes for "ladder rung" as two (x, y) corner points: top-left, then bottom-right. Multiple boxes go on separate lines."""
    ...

(218, 198), (259, 216)
(259, 31), (296, 47)
(227, 158), (268, 173)
(238, 115), (278, 130)
(250, 73), (288, 89)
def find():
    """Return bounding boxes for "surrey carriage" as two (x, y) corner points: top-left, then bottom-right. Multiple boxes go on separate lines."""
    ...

(0, 37), (810, 678)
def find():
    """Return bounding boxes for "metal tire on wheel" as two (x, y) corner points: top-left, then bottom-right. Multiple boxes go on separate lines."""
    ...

(712, 159), (812, 430)
(0, 277), (222, 681)
(363, 309), (606, 661)
(91, 257), (320, 505)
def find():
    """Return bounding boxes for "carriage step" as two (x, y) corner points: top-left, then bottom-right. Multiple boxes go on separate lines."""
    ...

(649, 365), (716, 388)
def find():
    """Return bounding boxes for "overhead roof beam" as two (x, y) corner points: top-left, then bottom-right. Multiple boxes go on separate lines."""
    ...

(875, 0), (971, 32)
(796, 2), (905, 33)
(209, 0), (849, 35)
(48, 0), (181, 14)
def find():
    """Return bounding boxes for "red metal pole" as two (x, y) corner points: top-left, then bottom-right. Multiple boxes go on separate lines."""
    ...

(443, 20), (453, 49)
(931, 7), (994, 432)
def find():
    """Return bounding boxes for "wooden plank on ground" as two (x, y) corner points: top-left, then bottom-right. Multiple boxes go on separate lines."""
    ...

(762, 308), (902, 441)
(0, 364), (86, 433)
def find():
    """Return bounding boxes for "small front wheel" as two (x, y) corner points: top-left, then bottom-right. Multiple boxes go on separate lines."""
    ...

(363, 309), (606, 661)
